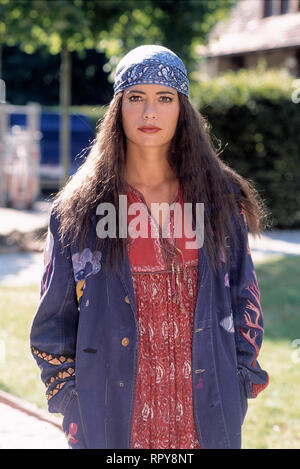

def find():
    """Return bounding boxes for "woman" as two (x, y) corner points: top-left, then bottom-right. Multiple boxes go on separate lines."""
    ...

(30, 45), (270, 449)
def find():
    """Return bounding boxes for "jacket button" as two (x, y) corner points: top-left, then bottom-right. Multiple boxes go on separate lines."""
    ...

(124, 296), (130, 304)
(121, 337), (130, 347)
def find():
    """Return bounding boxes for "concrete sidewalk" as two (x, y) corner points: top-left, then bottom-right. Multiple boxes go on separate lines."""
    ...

(0, 198), (51, 237)
(0, 198), (50, 286)
(248, 229), (300, 262)
(0, 403), (68, 449)
(0, 391), (68, 449)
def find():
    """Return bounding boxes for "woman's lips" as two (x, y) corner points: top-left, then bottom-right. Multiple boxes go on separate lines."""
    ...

(138, 127), (161, 133)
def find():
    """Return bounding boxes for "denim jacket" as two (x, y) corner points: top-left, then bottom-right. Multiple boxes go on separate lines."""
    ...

(30, 198), (269, 449)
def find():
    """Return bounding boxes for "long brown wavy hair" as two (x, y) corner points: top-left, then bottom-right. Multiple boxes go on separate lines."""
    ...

(51, 91), (271, 275)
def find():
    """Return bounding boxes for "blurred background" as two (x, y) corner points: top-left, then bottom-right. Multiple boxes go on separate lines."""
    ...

(0, 0), (299, 449)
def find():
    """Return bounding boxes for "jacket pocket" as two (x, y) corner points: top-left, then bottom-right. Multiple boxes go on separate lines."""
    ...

(62, 390), (87, 449)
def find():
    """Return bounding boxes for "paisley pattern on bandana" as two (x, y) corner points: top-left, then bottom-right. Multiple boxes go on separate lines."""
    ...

(114, 59), (189, 96)
(113, 45), (189, 97)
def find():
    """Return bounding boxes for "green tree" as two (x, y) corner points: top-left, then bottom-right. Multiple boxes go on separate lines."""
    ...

(96, 0), (238, 84)
(1, 0), (237, 187)
(1, 0), (116, 187)
(20, 0), (96, 188)
(1, 0), (151, 187)
(0, 0), (37, 78)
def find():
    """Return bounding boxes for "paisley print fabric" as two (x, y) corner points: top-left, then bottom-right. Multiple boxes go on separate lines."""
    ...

(113, 45), (189, 96)
(126, 182), (201, 449)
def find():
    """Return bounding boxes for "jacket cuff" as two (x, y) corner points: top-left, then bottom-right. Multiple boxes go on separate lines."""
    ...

(238, 366), (269, 399)
(47, 380), (76, 415)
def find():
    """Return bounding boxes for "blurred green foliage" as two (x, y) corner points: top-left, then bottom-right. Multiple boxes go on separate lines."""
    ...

(191, 60), (295, 108)
(97, 0), (239, 79)
(0, 0), (238, 76)
(191, 62), (300, 229)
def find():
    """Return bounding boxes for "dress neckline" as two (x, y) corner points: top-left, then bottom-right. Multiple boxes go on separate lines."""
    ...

(125, 180), (182, 234)
(125, 180), (181, 208)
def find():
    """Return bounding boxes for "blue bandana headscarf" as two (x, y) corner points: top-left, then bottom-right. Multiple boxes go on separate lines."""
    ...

(113, 44), (189, 97)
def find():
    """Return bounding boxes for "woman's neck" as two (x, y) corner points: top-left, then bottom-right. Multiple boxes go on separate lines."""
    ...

(124, 145), (177, 189)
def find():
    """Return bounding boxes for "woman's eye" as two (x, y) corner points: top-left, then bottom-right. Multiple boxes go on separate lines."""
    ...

(128, 95), (173, 103)
(160, 96), (172, 103)
(129, 95), (142, 102)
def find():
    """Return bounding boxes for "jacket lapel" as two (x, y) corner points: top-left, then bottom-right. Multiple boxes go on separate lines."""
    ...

(117, 248), (138, 320)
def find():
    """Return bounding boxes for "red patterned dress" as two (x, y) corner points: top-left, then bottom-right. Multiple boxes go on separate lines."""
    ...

(126, 181), (201, 449)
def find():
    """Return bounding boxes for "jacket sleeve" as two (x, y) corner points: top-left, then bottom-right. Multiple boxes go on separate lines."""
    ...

(30, 205), (79, 415)
(229, 207), (269, 399)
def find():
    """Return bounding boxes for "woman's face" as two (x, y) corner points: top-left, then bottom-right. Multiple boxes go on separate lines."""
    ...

(121, 83), (180, 150)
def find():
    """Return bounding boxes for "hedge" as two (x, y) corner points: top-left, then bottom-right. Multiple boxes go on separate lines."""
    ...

(190, 63), (300, 229)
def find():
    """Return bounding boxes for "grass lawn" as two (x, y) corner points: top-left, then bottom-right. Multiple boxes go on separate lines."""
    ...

(0, 284), (46, 409)
(242, 255), (300, 449)
(0, 255), (300, 448)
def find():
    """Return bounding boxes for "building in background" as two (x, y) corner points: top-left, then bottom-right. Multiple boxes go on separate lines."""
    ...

(198, 0), (300, 77)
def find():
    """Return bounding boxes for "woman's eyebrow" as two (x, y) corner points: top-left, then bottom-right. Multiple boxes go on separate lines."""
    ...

(126, 89), (175, 96)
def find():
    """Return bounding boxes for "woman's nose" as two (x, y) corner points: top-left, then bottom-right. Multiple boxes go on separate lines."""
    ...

(143, 102), (157, 120)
